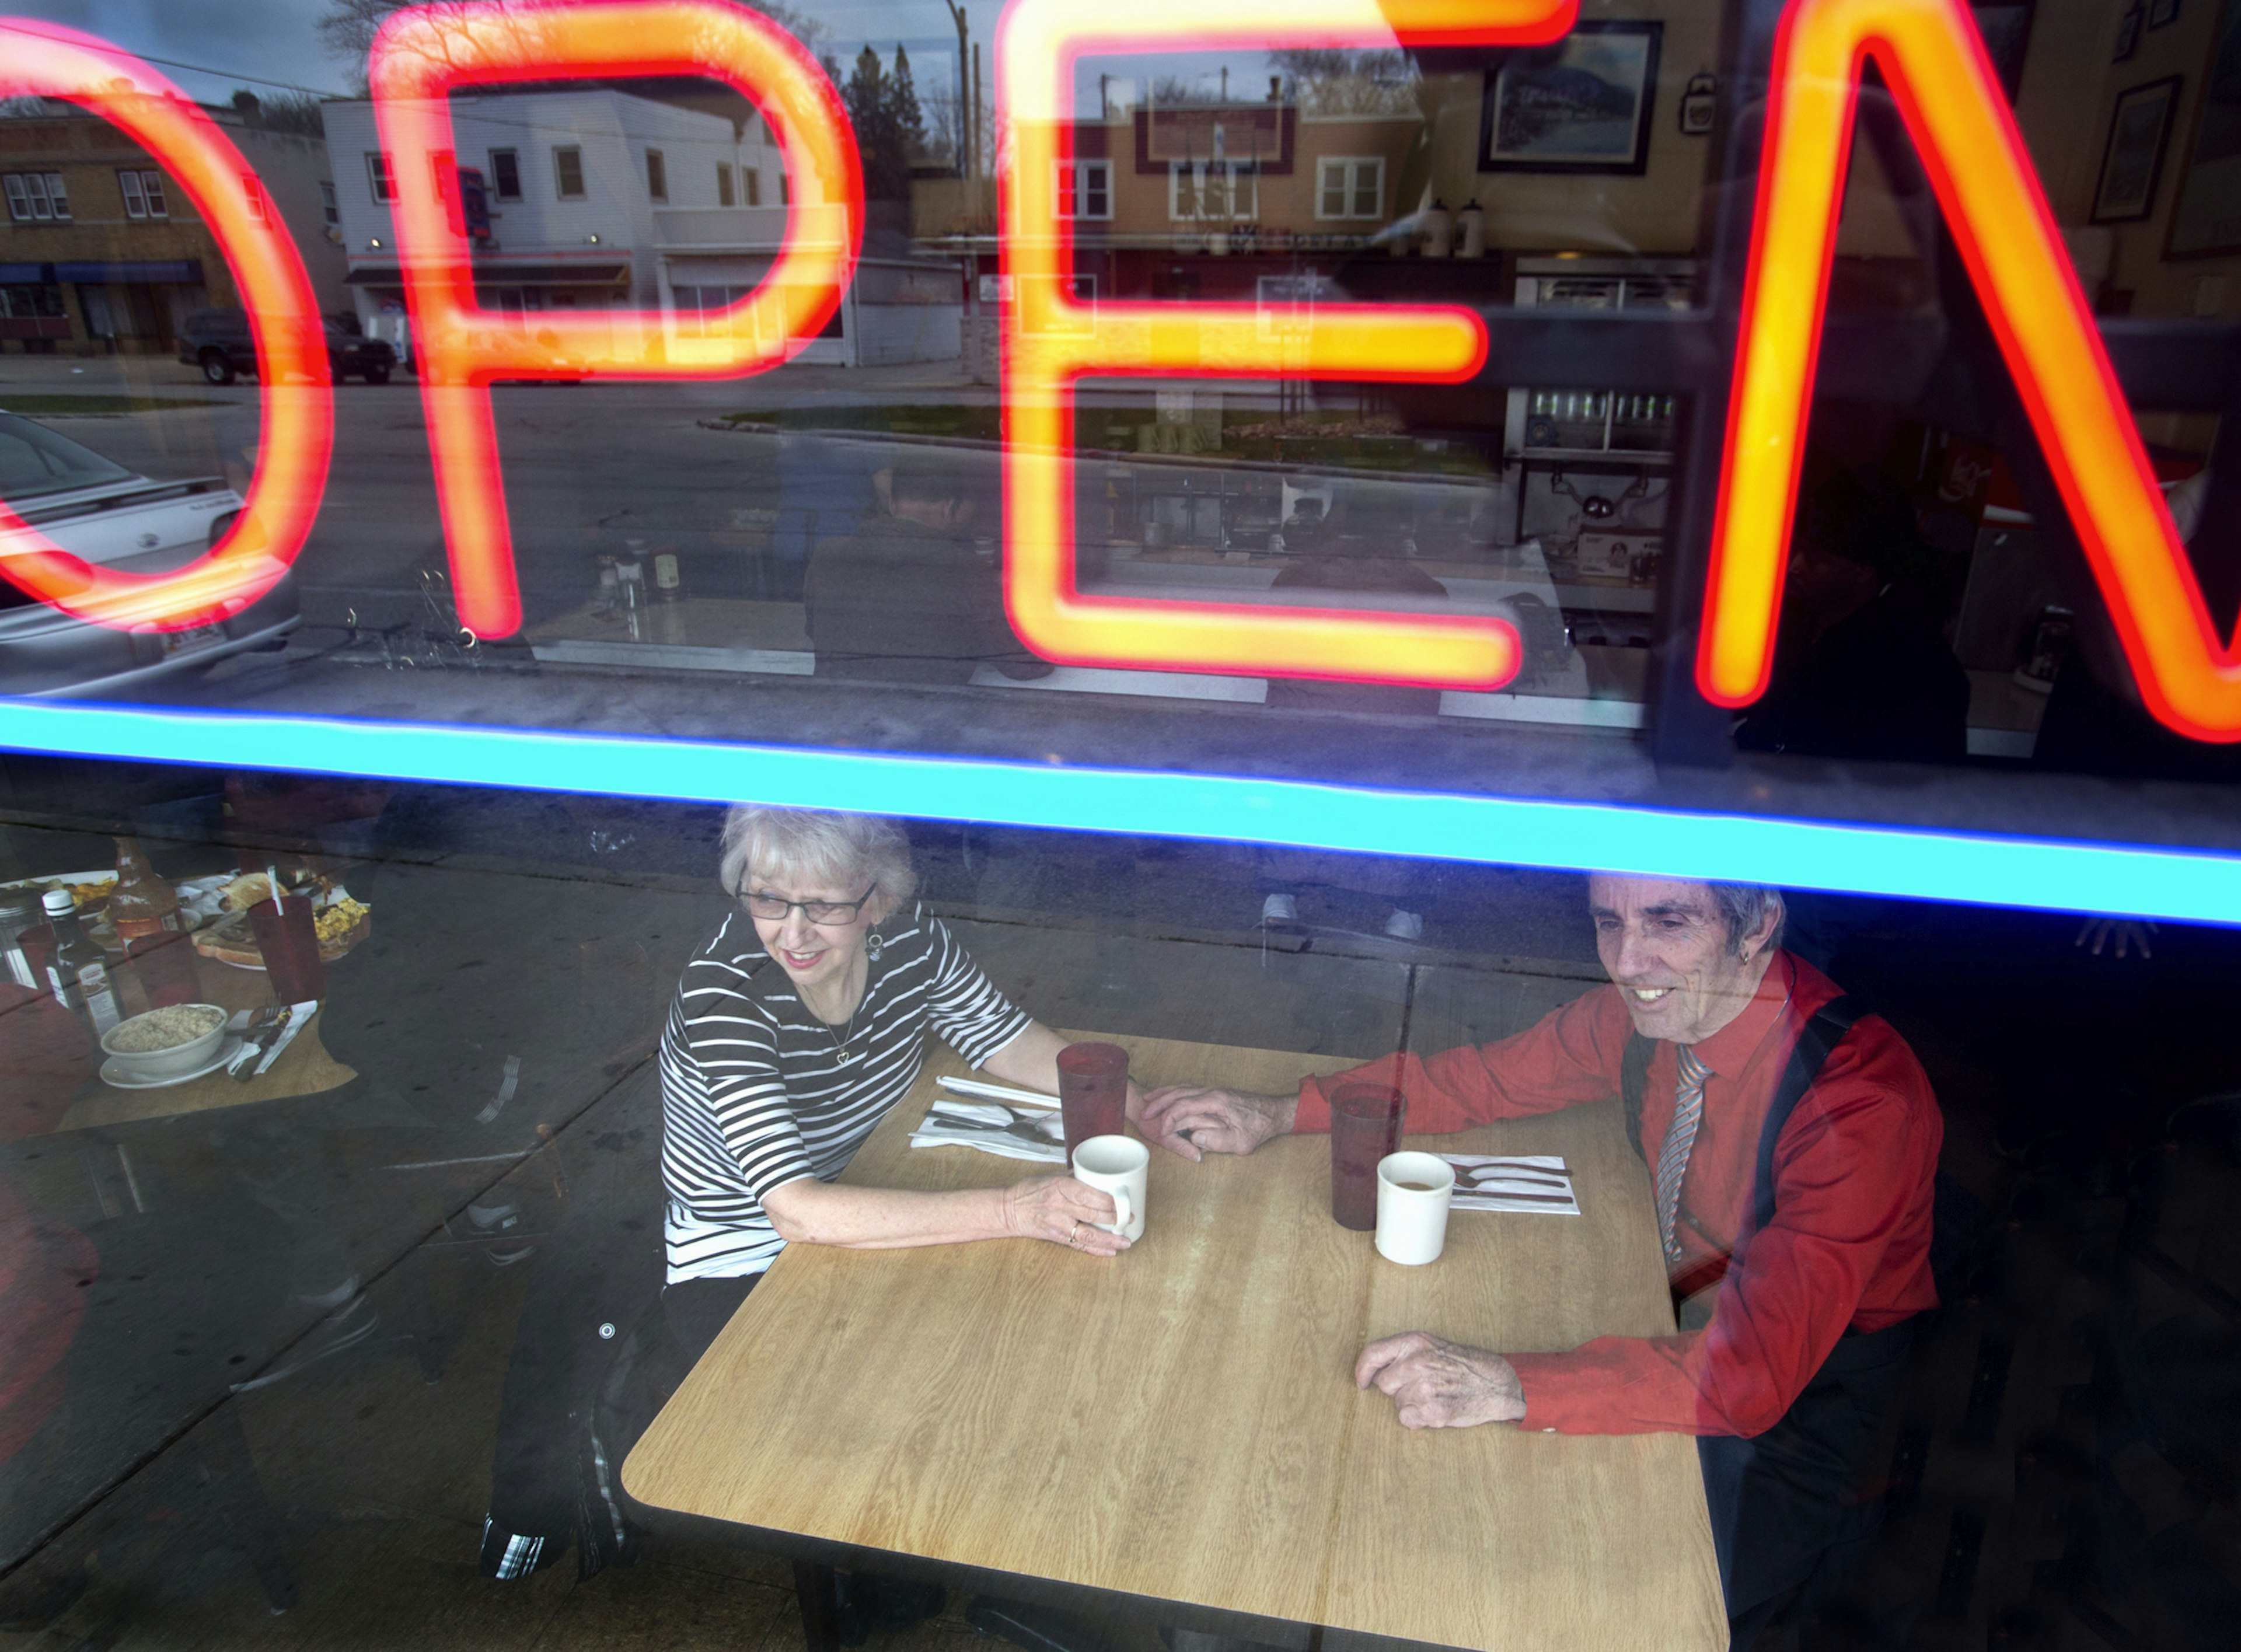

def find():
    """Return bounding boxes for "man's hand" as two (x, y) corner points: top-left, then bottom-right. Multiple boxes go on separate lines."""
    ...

(1135, 1085), (1297, 1160)
(1355, 1332), (1527, 1429)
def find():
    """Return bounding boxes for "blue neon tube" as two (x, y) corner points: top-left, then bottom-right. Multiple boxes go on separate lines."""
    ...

(2, 697), (2235, 924)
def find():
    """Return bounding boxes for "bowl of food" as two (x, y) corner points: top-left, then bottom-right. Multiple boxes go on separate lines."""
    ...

(100, 1003), (229, 1081)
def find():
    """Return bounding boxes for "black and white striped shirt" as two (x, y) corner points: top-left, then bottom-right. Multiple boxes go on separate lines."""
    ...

(658, 903), (1031, 1283)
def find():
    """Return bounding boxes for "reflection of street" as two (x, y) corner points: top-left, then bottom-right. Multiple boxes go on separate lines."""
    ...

(0, 355), (1652, 735)
(0, 355), (993, 634)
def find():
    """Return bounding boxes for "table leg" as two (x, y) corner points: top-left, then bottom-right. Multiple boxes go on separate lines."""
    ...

(793, 1558), (842, 1652)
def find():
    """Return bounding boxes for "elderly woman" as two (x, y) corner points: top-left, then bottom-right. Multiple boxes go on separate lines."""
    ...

(658, 804), (1131, 1357)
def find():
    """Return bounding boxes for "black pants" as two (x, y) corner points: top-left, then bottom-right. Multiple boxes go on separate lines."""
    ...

(655, 1275), (760, 1386)
(1701, 1318), (1916, 1648)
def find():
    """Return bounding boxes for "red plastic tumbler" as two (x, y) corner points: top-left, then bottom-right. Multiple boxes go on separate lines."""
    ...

(1329, 1081), (1406, 1231)
(247, 895), (326, 1005)
(126, 931), (204, 1009)
(1057, 1041), (1130, 1159)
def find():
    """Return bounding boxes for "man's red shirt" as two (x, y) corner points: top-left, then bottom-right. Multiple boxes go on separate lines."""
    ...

(1296, 952), (1940, 1437)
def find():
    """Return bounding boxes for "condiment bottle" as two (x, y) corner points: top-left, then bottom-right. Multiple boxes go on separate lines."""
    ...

(0, 893), (39, 990)
(109, 835), (183, 942)
(41, 889), (120, 1038)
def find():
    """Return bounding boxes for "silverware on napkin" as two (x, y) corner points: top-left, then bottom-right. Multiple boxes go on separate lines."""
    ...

(227, 1005), (288, 1080)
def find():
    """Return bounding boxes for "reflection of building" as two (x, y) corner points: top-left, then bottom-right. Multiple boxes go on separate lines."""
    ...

(1056, 92), (1436, 302)
(323, 88), (961, 368)
(0, 95), (347, 356)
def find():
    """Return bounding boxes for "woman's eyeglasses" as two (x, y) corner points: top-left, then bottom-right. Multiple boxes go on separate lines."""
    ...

(738, 882), (877, 925)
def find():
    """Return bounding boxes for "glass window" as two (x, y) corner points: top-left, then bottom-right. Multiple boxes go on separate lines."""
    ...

(1316, 157), (1383, 219)
(5, 172), (68, 222)
(1057, 159), (1112, 219)
(1169, 159), (1256, 221)
(15, 11), (2241, 1652)
(0, 410), (135, 497)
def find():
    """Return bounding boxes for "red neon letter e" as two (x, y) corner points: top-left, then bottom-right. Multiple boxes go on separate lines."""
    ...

(0, 23), (331, 633)
(372, 1), (861, 638)
(1001, 0), (1574, 689)
(1701, 0), (2241, 742)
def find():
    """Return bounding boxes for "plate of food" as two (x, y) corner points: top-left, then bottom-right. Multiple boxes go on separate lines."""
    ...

(191, 877), (372, 970)
(1, 869), (118, 921)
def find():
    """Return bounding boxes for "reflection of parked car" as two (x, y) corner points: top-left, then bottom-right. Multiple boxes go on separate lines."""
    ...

(177, 307), (396, 386)
(0, 411), (296, 697)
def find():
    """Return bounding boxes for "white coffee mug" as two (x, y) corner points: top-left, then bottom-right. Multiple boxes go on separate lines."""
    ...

(1070, 1134), (1148, 1241)
(1375, 1151), (1456, 1266)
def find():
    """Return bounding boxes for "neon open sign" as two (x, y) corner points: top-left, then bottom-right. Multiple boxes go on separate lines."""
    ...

(2, 0), (2237, 743)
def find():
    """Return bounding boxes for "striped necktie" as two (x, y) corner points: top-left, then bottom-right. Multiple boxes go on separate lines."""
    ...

(1653, 1045), (1709, 1263)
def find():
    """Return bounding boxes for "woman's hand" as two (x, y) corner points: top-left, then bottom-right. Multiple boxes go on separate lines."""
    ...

(1000, 1175), (1130, 1255)
(1137, 1086), (1297, 1160)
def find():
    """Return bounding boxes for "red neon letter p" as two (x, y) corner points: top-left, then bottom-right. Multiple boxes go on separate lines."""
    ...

(372, 0), (862, 638)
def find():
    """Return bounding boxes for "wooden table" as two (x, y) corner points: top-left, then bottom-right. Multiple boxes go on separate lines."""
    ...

(625, 1032), (1726, 1652)
(50, 941), (355, 1133)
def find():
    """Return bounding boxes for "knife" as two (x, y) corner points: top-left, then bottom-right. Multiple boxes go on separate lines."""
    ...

(227, 1005), (287, 1079)
(252, 1001), (315, 1077)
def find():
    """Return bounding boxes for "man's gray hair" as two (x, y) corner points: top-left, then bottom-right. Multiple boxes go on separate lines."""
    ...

(717, 805), (917, 921)
(1708, 883), (1786, 955)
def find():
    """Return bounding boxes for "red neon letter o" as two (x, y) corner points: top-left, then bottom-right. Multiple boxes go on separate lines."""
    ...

(0, 23), (332, 633)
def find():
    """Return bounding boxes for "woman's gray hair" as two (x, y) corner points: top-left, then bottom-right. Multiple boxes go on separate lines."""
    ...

(1708, 883), (1786, 955)
(717, 805), (917, 921)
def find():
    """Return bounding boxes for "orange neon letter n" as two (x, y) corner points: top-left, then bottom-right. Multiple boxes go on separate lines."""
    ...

(372, 1), (861, 638)
(1701, 0), (2241, 742)
(1000, 1), (1576, 689)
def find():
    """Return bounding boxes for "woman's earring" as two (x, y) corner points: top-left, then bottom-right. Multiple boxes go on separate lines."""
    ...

(866, 929), (884, 962)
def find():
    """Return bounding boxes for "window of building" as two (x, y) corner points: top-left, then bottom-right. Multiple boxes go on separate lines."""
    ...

(553, 145), (585, 200)
(744, 167), (760, 207)
(1056, 159), (1112, 220)
(3, 172), (69, 222)
(366, 151), (395, 202)
(243, 171), (265, 222)
(319, 179), (338, 225)
(646, 148), (667, 202)
(1316, 158), (1384, 220)
(489, 148), (521, 201)
(716, 162), (735, 207)
(117, 169), (166, 219)
(779, 173), (790, 207)
(1170, 160), (1256, 221)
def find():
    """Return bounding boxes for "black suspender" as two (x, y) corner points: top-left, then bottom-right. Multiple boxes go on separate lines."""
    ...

(1619, 996), (1868, 1295)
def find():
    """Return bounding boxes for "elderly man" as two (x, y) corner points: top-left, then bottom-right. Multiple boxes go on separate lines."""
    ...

(1140, 875), (1941, 1646)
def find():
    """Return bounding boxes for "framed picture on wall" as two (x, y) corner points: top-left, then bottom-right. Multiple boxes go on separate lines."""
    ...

(1478, 22), (1662, 174)
(2093, 76), (2183, 221)
(2117, 3), (2145, 60)
(2168, 0), (2241, 254)
(1971, 1), (2037, 101)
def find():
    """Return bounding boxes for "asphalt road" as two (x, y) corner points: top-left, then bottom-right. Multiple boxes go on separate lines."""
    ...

(2, 354), (997, 631)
